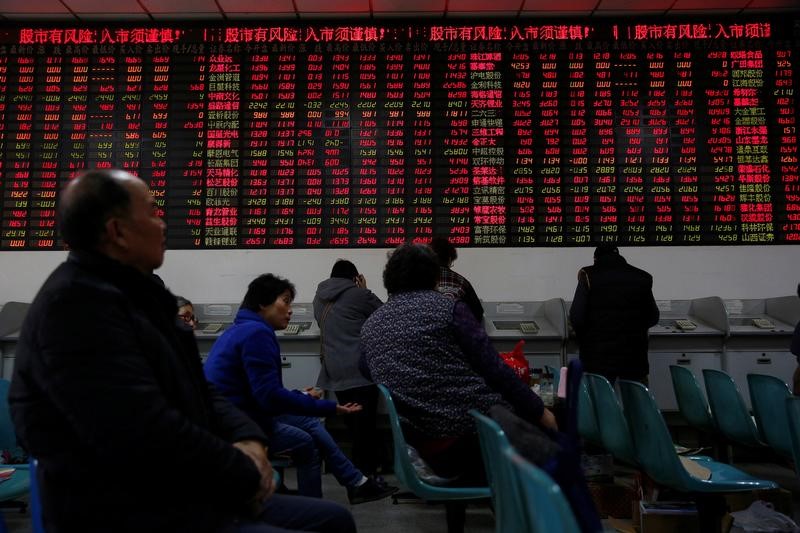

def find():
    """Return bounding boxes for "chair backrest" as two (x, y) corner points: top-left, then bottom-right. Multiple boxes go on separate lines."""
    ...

(506, 449), (580, 533)
(669, 365), (715, 433)
(785, 397), (800, 477)
(583, 373), (638, 465)
(747, 374), (793, 458)
(617, 380), (695, 490)
(471, 411), (525, 533)
(577, 377), (603, 447)
(702, 369), (764, 448)
(376, 384), (490, 501)
(0, 380), (18, 452)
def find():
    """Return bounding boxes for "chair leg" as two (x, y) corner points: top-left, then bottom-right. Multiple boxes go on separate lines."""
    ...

(695, 494), (727, 533)
(444, 501), (466, 533)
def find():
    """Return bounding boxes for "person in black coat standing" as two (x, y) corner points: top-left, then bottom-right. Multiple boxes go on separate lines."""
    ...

(9, 169), (354, 533)
(569, 245), (660, 384)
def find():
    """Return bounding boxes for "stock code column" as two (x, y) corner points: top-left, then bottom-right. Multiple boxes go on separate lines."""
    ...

(506, 49), (536, 245)
(379, 50), (408, 245)
(672, 50), (702, 243)
(773, 48), (799, 240)
(408, 50), (435, 244)
(166, 48), (206, 248)
(3, 53), (35, 249)
(352, 49), (380, 246)
(434, 49), (472, 245)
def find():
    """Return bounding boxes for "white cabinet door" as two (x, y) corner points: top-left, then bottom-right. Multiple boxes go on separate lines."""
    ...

(725, 351), (795, 409)
(648, 352), (722, 410)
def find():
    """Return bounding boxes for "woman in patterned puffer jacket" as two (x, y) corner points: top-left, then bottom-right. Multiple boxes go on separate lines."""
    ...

(360, 242), (557, 484)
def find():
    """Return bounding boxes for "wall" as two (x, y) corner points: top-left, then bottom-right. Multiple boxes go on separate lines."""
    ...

(2, 246), (798, 304)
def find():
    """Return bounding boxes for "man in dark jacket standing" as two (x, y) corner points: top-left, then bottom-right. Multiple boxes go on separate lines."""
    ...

(9, 169), (354, 533)
(569, 245), (660, 384)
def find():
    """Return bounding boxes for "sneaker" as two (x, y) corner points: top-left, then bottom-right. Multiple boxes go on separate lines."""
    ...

(347, 478), (398, 505)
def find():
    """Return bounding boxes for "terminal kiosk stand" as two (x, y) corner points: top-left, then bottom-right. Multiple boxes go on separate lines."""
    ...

(723, 296), (799, 408)
(274, 303), (321, 391)
(0, 302), (30, 379)
(483, 299), (566, 372)
(648, 297), (728, 410)
(193, 302), (321, 392)
(193, 302), (239, 360)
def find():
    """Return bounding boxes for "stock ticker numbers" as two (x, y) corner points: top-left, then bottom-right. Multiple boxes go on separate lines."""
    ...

(0, 20), (797, 249)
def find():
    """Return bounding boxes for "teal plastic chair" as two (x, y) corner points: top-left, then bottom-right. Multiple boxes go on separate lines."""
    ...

(377, 385), (490, 533)
(577, 377), (603, 448)
(747, 374), (793, 458)
(506, 449), (580, 533)
(583, 373), (638, 466)
(669, 365), (715, 433)
(703, 369), (766, 448)
(0, 379), (31, 529)
(618, 380), (777, 493)
(471, 411), (524, 533)
(785, 397), (800, 477)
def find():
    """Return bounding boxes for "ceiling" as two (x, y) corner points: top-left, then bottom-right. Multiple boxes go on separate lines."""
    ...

(0, 0), (797, 22)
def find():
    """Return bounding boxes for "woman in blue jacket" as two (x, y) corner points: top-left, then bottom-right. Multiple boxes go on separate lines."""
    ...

(204, 273), (396, 504)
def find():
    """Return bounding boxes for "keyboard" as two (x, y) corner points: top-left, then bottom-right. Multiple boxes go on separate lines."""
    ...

(519, 321), (539, 334)
(284, 323), (300, 335)
(202, 323), (223, 334)
(674, 319), (697, 331)
(752, 317), (775, 329)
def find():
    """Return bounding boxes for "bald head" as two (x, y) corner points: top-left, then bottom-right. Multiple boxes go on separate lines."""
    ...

(59, 169), (139, 251)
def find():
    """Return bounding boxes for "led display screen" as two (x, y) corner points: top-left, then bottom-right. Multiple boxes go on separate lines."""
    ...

(0, 19), (797, 249)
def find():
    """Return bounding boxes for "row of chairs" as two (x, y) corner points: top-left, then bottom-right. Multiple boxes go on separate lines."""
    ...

(670, 366), (799, 465)
(579, 373), (777, 508)
(378, 383), (580, 533)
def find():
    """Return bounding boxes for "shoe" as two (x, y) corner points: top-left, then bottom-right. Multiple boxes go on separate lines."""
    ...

(347, 478), (399, 505)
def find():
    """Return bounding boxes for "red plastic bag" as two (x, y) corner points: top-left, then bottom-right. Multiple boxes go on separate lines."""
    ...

(499, 340), (529, 383)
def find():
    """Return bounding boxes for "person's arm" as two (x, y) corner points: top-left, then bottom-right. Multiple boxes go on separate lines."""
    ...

(34, 285), (262, 504)
(462, 280), (484, 322)
(569, 270), (590, 333)
(450, 301), (547, 425)
(206, 383), (270, 444)
(240, 330), (337, 417)
(644, 275), (660, 327)
(362, 289), (383, 314)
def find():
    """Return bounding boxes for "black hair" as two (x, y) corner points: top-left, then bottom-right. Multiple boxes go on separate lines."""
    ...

(383, 243), (440, 295)
(241, 274), (296, 311)
(58, 169), (132, 251)
(176, 296), (193, 308)
(429, 236), (457, 267)
(330, 259), (358, 280)
(594, 244), (620, 258)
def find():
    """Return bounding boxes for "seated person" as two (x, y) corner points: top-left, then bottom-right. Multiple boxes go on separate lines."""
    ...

(429, 236), (484, 322)
(204, 273), (397, 504)
(176, 295), (198, 330)
(360, 243), (557, 484)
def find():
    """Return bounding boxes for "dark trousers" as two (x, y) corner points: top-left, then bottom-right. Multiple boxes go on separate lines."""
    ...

(335, 384), (382, 476)
(226, 494), (356, 533)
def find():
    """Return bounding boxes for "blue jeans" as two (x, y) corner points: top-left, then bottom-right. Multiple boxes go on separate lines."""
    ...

(269, 414), (363, 498)
(227, 493), (355, 533)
